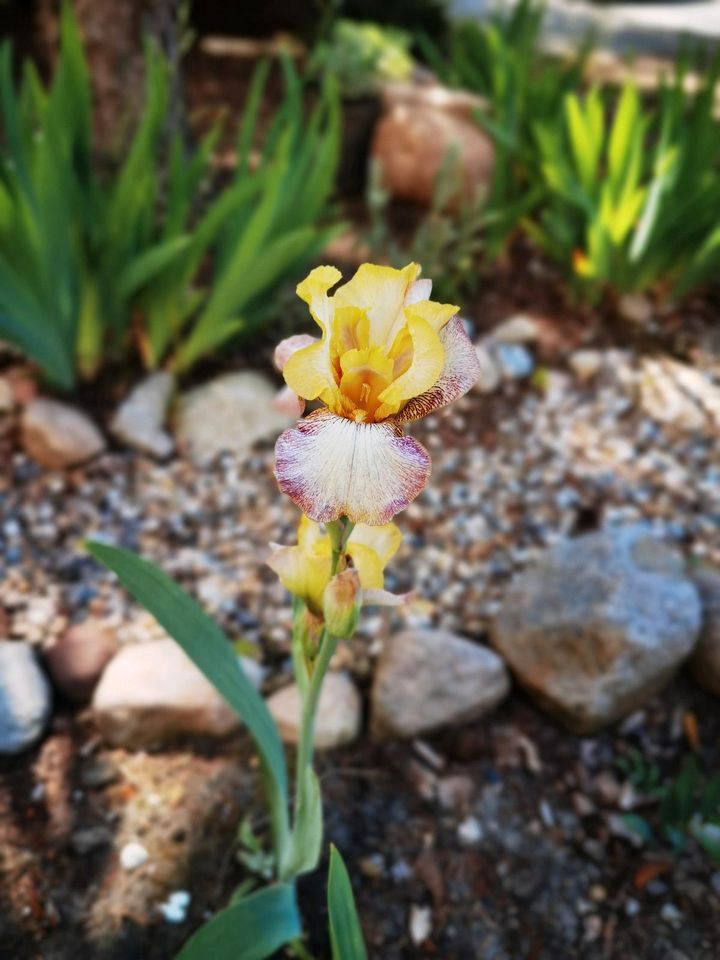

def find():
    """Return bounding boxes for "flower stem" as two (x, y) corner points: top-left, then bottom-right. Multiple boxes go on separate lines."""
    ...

(294, 625), (337, 804)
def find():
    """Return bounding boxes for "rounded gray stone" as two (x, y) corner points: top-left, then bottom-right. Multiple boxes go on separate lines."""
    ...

(490, 525), (701, 733)
(371, 629), (510, 738)
(0, 642), (52, 754)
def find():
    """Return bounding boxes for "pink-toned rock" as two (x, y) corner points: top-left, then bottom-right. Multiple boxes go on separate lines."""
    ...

(44, 619), (118, 702)
(267, 672), (362, 750)
(21, 398), (105, 469)
(92, 639), (243, 748)
(371, 84), (493, 208)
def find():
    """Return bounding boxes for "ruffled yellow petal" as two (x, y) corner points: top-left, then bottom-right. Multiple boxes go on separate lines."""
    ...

(338, 346), (394, 419)
(267, 542), (330, 614)
(297, 514), (325, 551)
(346, 542), (384, 589)
(296, 265), (341, 331)
(274, 334), (318, 372)
(392, 316), (482, 424)
(330, 306), (370, 356)
(404, 299), (458, 333)
(283, 338), (336, 402)
(349, 522), (402, 569)
(376, 315), (445, 417)
(334, 262), (420, 347)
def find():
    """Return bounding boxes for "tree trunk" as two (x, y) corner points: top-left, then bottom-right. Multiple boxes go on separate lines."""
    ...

(36, 0), (185, 156)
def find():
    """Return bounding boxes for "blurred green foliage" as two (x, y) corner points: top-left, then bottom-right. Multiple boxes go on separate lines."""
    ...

(419, 0), (591, 256)
(619, 751), (720, 863)
(0, 2), (340, 389)
(529, 56), (720, 302)
(309, 18), (414, 99)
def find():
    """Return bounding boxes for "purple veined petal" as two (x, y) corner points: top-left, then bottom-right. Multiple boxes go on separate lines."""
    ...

(274, 410), (431, 525)
(392, 316), (481, 423)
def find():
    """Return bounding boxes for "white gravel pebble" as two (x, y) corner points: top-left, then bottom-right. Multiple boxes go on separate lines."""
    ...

(660, 903), (682, 926)
(457, 815), (484, 846)
(158, 890), (191, 923)
(409, 904), (432, 945)
(119, 841), (149, 871)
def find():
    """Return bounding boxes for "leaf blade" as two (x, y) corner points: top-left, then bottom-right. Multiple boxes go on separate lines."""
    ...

(84, 541), (288, 800)
(177, 883), (301, 960)
(328, 845), (367, 960)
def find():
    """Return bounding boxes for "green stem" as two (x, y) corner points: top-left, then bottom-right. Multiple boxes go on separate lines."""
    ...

(280, 516), (354, 882)
(293, 626), (338, 813)
(291, 597), (310, 698)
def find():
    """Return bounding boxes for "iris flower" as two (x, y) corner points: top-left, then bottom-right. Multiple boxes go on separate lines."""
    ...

(274, 262), (480, 524)
(268, 515), (402, 615)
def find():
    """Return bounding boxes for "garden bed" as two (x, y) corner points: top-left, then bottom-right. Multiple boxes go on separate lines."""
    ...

(1, 273), (720, 956)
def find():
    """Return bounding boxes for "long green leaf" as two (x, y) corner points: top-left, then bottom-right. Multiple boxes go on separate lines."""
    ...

(84, 541), (288, 801)
(119, 235), (193, 300)
(328, 846), (367, 960)
(177, 883), (301, 960)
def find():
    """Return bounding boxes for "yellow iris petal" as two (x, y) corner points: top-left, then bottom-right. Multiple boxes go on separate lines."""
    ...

(269, 517), (401, 610)
(339, 346), (395, 420)
(404, 299), (459, 333)
(297, 514), (325, 550)
(296, 265), (341, 331)
(334, 262), (420, 347)
(348, 522), (402, 569)
(376, 315), (445, 416)
(267, 542), (330, 615)
(330, 306), (370, 355)
(283, 339), (336, 402)
(346, 542), (384, 589)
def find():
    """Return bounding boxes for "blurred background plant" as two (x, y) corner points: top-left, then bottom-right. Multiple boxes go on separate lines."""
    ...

(308, 18), (414, 100)
(0, 2), (340, 389)
(529, 55), (720, 303)
(419, 0), (592, 257)
(365, 151), (486, 304)
(618, 750), (720, 864)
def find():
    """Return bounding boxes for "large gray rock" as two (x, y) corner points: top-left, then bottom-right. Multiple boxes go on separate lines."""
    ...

(174, 372), (292, 462)
(690, 569), (720, 697)
(267, 672), (361, 751)
(371, 629), (509, 738)
(490, 526), (701, 733)
(0, 642), (52, 754)
(21, 398), (105, 469)
(111, 371), (175, 458)
(92, 639), (255, 747)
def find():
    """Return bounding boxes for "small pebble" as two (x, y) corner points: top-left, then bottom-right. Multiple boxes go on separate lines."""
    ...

(409, 904), (432, 945)
(391, 859), (412, 883)
(158, 890), (191, 924)
(457, 816), (483, 846)
(660, 902), (682, 926)
(119, 841), (149, 871)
